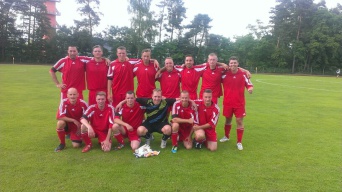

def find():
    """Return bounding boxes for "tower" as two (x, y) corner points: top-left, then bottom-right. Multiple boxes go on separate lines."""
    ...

(43, 0), (60, 39)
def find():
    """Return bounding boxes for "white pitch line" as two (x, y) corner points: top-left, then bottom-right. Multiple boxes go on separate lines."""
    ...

(255, 79), (342, 93)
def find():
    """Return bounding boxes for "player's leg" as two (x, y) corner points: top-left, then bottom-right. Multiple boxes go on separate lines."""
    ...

(171, 122), (180, 153)
(160, 123), (171, 149)
(55, 120), (67, 152)
(220, 105), (233, 142)
(207, 141), (217, 151)
(137, 125), (151, 145)
(112, 124), (125, 149)
(193, 129), (205, 149)
(80, 124), (92, 152)
(235, 107), (246, 150)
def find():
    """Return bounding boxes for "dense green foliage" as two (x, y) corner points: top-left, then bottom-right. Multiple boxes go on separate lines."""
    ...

(1, 0), (341, 74)
(0, 64), (341, 191)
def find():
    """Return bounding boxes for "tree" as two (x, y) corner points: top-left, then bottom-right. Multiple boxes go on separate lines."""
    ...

(75, 0), (102, 36)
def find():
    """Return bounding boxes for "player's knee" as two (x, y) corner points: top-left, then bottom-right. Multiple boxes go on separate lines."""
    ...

(72, 141), (81, 148)
(57, 120), (66, 128)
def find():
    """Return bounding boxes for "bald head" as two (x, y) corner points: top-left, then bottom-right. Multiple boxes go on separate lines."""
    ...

(67, 88), (79, 103)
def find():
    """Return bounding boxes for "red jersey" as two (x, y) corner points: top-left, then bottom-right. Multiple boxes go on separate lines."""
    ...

(222, 70), (253, 108)
(115, 101), (145, 129)
(107, 59), (140, 94)
(158, 69), (181, 98)
(195, 100), (220, 129)
(86, 58), (108, 90)
(82, 104), (115, 131)
(172, 101), (198, 124)
(133, 61), (159, 97)
(51, 56), (90, 93)
(199, 63), (225, 98)
(57, 98), (88, 120)
(175, 65), (206, 99)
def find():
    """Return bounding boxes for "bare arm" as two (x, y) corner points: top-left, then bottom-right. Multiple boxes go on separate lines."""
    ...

(193, 123), (211, 131)
(58, 117), (81, 128)
(49, 70), (66, 89)
(107, 80), (113, 102)
(80, 118), (95, 138)
(114, 118), (133, 131)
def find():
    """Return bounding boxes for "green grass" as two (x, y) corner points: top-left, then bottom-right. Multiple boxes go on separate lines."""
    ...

(0, 64), (341, 191)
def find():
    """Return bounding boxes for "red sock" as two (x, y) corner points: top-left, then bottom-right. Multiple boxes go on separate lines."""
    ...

(224, 124), (232, 138)
(81, 132), (92, 146)
(237, 128), (244, 143)
(114, 133), (124, 145)
(57, 129), (66, 145)
(171, 132), (178, 146)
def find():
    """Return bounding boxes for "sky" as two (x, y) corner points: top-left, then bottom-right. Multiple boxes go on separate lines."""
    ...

(56, 0), (340, 39)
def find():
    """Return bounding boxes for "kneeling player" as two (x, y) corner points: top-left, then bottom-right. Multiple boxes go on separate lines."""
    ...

(112, 91), (145, 151)
(170, 91), (198, 153)
(193, 89), (220, 151)
(80, 91), (115, 152)
(54, 88), (88, 152)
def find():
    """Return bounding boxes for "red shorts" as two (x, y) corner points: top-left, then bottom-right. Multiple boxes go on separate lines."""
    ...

(93, 128), (111, 143)
(123, 127), (140, 142)
(223, 105), (246, 118)
(66, 123), (82, 141)
(204, 128), (217, 142)
(189, 92), (198, 100)
(88, 89), (108, 106)
(61, 90), (84, 100)
(111, 93), (126, 108)
(178, 124), (192, 142)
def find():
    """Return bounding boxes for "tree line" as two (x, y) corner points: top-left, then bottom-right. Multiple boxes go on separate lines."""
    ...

(1, 0), (341, 74)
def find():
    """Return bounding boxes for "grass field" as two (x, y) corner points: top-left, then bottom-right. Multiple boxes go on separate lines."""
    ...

(0, 64), (341, 191)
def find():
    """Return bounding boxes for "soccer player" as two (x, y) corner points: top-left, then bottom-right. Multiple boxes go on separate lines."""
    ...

(86, 45), (109, 105)
(133, 49), (160, 97)
(54, 87), (88, 152)
(135, 88), (176, 148)
(112, 91), (145, 151)
(336, 68), (340, 78)
(193, 89), (220, 151)
(49, 46), (90, 100)
(80, 91), (116, 153)
(107, 46), (140, 107)
(170, 90), (198, 153)
(198, 53), (226, 104)
(157, 57), (181, 99)
(220, 56), (253, 150)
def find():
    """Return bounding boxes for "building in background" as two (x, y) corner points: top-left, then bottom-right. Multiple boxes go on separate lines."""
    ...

(43, 0), (60, 39)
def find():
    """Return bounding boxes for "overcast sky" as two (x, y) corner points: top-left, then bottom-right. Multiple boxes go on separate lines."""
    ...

(56, 0), (340, 39)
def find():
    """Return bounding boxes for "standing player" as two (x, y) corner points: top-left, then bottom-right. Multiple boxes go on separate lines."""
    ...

(54, 87), (88, 152)
(133, 49), (160, 97)
(220, 56), (253, 150)
(170, 91), (198, 153)
(86, 45), (109, 105)
(193, 89), (220, 151)
(80, 91), (115, 153)
(157, 57), (181, 99)
(107, 46), (140, 107)
(336, 68), (340, 78)
(112, 91), (145, 151)
(199, 53), (226, 104)
(49, 46), (90, 100)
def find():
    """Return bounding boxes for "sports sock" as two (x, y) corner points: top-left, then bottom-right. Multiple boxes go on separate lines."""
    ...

(171, 132), (178, 146)
(144, 132), (151, 139)
(237, 128), (244, 143)
(114, 133), (124, 145)
(224, 124), (232, 138)
(162, 134), (170, 141)
(81, 132), (92, 146)
(57, 128), (66, 145)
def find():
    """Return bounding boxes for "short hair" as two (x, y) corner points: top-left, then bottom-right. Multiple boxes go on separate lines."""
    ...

(68, 46), (78, 50)
(229, 56), (239, 62)
(208, 53), (217, 57)
(96, 91), (106, 97)
(185, 54), (193, 59)
(203, 89), (212, 94)
(92, 45), (103, 51)
(152, 88), (162, 94)
(117, 46), (126, 51)
(181, 90), (189, 94)
(126, 90), (135, 96)
(141, 49), (151, 54)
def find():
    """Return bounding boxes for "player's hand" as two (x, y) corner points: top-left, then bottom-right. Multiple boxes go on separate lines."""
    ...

(188, 118), (194, 125)
(105, 58), (111, 66)
(101, 140), (111, 152)
(153, 59), (159, 68)
(193, 125), (199, 131)
(56, 83), (66, 89)
(248, 87), (253, 94)
(246, 70), (252, 79)
(107, 95), (113, 103)
(155, 70), (161, 79)
(88, 127), (95, 138)
(126, 124), (133, 131)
